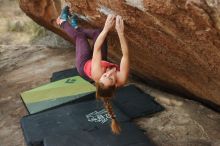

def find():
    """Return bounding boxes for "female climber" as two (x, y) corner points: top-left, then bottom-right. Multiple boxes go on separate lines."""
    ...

(56, 6), (129, 134)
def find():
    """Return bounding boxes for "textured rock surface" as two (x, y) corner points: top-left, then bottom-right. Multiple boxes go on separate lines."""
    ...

(1, 1), (220, 145)
(19, 0), (220, 108)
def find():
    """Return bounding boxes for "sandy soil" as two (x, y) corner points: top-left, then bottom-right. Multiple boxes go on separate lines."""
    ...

(0, 1), (220, 146)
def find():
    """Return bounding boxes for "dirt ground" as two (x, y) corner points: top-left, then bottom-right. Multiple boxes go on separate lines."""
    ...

(0, 1), (220, 146)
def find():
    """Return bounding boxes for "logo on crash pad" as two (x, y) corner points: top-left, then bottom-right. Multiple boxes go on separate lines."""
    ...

(65, 78), (76, 83)
(86, 109), (111, 124)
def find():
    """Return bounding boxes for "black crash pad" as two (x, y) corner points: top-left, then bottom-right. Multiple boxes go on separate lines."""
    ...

(21, 99), (129, 146)
(50, 69), (164, 118)
(43, 123), (155, 146)
(114, 85), (164, 118)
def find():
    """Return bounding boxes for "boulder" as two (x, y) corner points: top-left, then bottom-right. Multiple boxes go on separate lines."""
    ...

(19, 0), (220, 109)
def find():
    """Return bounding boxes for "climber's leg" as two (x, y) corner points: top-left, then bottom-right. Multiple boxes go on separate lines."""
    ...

(60, 21), (79, 42)
(81, 29), (108, 61)
(74, 31), (93, 76)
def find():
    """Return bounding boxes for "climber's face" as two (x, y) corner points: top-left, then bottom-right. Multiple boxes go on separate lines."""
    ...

(99, 67), (117, 88)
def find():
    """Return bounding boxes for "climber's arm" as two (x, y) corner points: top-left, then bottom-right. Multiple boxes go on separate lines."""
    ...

(116, 16), (130, 87)
(91, 30), (108, 81)
(91, 14), (115, 81)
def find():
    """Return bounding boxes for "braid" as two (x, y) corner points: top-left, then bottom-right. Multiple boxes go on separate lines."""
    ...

(103, 98), (115, 119)
(96, 82), (121, 134)
(103, 98), (121, 135)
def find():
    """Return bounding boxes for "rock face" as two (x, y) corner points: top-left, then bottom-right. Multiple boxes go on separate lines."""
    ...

(19, 0), (220, 108)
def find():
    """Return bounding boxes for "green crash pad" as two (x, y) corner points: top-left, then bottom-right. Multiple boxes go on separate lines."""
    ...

(21, 76), (96, 114)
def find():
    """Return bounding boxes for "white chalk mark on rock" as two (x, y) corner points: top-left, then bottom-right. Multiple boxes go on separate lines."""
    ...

(97, 5), (116, 15)
(75, 13), (92, 22)
(125, 0), (145, 11)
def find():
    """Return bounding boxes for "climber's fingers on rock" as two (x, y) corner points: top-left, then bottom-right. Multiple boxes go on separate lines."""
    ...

(104, 14), (115, 31)
(116, 15), (124, 33)
(107, 14), (115, 22)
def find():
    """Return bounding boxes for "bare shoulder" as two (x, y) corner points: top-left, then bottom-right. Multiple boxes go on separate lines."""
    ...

(116, 71), (127, 87)
(91, 66), (104, 82)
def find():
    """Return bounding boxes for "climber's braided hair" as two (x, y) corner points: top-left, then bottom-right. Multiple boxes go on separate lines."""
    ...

(96, 82), (121, 134)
